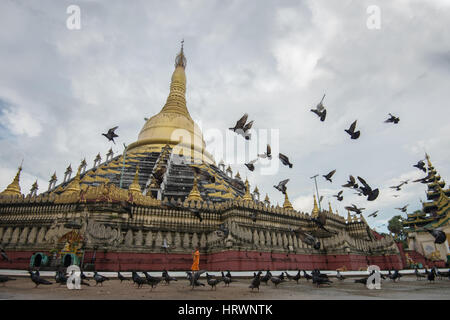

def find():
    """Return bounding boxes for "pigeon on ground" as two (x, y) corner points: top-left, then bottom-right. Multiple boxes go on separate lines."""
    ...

(336, 270), (346, 281)
(131, 271), (147, 288)
(249, 271), (262, 291)
(162, 270), (178, 285)
(270, 273), (286, 288)
(118, 271), (130, 283)
(206, 273), (222, 290)
(414, 267), (426, 280)
(93, 272), (109, 286)
(29, 270), (52, 288)
(345, 120), (360, 139)
(187, 270), (206, 289)
(102, 126), (119, 144)
(0, 275), (16, 286)
(261, 270), (272, 285)
(143, 272), (162, 290)
(302, 270), (312, 281)
(292, 270), (301, 284)
(221, 271), (232, 287)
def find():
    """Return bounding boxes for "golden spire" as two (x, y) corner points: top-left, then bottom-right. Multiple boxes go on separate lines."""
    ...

(127, 42), (213, 163)
(235, 171), (241, 180)
(283, 192), (293, 210)
(253, 186), (259, 195)
(425, 153), (432, 169)
(242, 179), (253, 201)
(347, 210), (352, 223)
(328, 202), (333, 214)
(264, 193), (270, 203)
(128, 166), (142, 194)
(50, 172), (57, 182)
(64, 166), (81, 194)
(29, 180), (38, 195)
(312, 195), (319, 217)
(1, 165), (22, 196)
(187, 176), (203, 202)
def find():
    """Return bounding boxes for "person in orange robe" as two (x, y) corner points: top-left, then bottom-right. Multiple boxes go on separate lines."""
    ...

(191, 247), (200, 271)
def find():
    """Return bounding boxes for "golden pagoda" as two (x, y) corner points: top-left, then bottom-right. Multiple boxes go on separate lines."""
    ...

(186, 176), (203, 202)
(127, 42), (213, 163)
(312, 195), (319, 217)
(283, 192), (293, 210)
(1, 166), (22, 196)
(63, 167), (81, 195)
(242, 179), (253, 202)
(128, 166), (142, 194)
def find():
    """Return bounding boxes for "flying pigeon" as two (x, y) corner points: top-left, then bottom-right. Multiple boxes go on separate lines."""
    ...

(345, 120), (360, 139)
(258, 144), (272, 159)
(323, 169), (336, 183)
(384, 113), (400, 124)
(310, 94), (327, 122)
(279, 153), (293, 168)
(274, 179), (289, 194)
(102, 126), (119, 144)
(333, 190), (344, 201)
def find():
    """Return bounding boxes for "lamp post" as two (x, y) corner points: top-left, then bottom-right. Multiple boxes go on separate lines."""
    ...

(310, 174), (322, 211)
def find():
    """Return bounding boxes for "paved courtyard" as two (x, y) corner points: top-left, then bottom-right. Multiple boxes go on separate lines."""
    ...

(1, 272), (449, 300)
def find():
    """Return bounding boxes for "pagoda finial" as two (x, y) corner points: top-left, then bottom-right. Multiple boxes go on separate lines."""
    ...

(328, 202), (333, 214)
(29, 180), (38, 197)
(312, 194), (319, 217)
(128, 166), (142, 194)
(64, 166), (81, 194)
(187, 175), (202, 202)
(242, 179), (253, 201)
(175, 39), (187, 69)
(283, 191), (293, 210)
(1, 165), (23, 196)
(264, 193), (270, 205)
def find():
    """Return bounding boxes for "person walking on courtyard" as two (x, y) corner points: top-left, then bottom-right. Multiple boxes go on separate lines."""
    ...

(191, 247), (200, 271)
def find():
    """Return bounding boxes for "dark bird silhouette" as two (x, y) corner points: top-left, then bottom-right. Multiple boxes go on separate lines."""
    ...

(368, 210), (379, 218)
(413, 160), (426, 173)
(258, 144), (272, 160)
(292, 270), (301, 284)
(296, 229), (321, 249)
(323, 169), (336, 183)
(221, 271), (232, 287)
(345, 120), (360, 139)
(118, 271), (130, 283)
(310, 94), (327, 122)
(278, 153), (293, 168)
(425, 228), (447, 244)
(270, 273), (286, 288)
(206, 273), (222, 290)
(395, 204), (409, 213)
(143, 272), (162, 290)
(427, 269), (436, 283)
(414, 267), (426, 280)
(413, 171), (433, 184)
(55, 269), (68, 285)
(249, 271), (262, 291)
(102, 126), (119, 144)
(387, 269), (402, 282)
(229, 113), (253, 140)
(312, 273), (332, 287)
(0, 275), (16, 285)
(357, 176), (379, 201)
(345, 204), (365, 215)
(261, 270), (272, 285)
(187, 270), (206, 289)
(244, 158), (258, 172)
(162, 270), (178, 285)
(29, 270), (52, 287)
(93, 272), (109, 286)
(80, 270), (89, 281)
(336, 270), (346, 281)
(285, 271), (295, 281)
(333, 190), (344, 201)
(390, 181), (408, 191)
(302, 270), (312, 281)
(274, 179), (289, 194)
(225, 270), (232, 280)
(384, 113), (400, 124)
(131, 271), (147, 288)
(354, 277), (368, 285)
(342, 175), (357, 188)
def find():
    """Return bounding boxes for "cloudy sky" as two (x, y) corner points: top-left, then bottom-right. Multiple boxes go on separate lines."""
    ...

(0, 0), (449, 233)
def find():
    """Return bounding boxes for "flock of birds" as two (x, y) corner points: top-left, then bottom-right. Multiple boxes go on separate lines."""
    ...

(2, 267), (449, 291)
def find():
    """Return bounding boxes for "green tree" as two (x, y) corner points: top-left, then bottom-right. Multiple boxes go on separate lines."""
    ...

(388, 215), (406, 241)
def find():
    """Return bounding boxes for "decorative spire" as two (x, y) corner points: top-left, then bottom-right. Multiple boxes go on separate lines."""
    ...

(234, 171), (241, 180)
(312, 195), (319, 217)
(242, 179), (253, 201)
(187, 176), (202, 202)
(264, 193), (270, 204)
(253, 186), (260, 195)
(29, 180), (38, 197)
(328, 202), (333, 214)
(1, 165), (22, 196)
(64, 166), (81, 194)
(283, 192), (293, 210)
(175, 39), (187, 69)
(128, 166), (142, 194)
